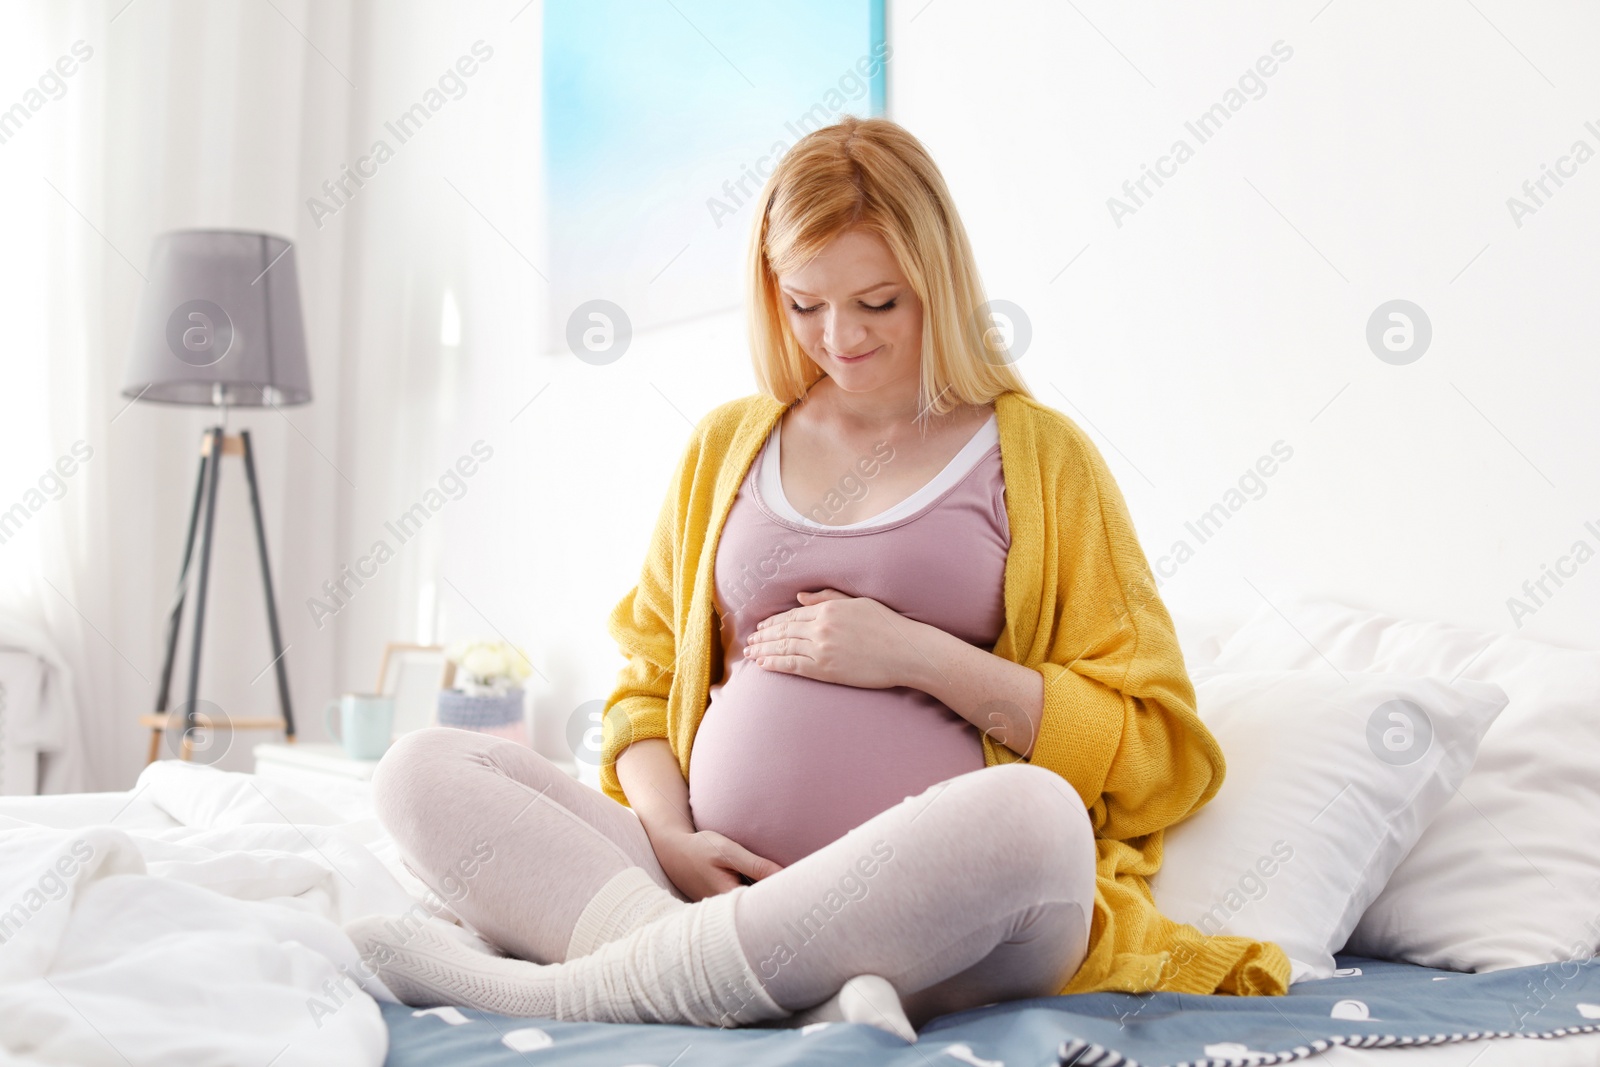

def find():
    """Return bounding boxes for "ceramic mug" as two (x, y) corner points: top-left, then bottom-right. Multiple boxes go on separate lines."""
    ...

(324, 693), (395, 760)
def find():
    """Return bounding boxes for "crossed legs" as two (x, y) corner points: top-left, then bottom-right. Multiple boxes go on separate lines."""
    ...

(368, 727), (1095, 1030)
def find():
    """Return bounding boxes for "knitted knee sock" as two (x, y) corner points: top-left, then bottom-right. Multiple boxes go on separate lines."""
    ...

(565, 866), (686, 960)
(347, 886), (786, 1028)
(560, 871), (914, 1040)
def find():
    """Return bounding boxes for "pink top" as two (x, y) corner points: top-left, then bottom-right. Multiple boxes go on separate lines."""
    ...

(687, 414), (1010, 867)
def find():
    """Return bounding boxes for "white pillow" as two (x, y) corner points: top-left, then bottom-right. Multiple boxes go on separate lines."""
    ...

(1211, 593), (1600, 972)
(1149, 668), (1507, 982)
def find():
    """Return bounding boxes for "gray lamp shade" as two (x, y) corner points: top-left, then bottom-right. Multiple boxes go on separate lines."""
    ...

(121, 229), (312, 407)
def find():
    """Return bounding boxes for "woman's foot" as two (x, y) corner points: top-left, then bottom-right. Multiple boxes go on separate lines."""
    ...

(767, 974), (917, 1043)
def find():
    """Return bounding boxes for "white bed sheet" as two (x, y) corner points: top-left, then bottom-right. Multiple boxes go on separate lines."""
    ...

(6, 773), (1600, 1067)
(1318, 1035), (1600, 1066)
(0, 788), (176, 830)
(0, 762), (429, 1067)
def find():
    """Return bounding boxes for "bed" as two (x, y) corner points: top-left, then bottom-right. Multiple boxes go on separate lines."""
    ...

(3, 777), (1598, 1067)
(378, 955), (1600, 1066)
(1, 593), (1596, 1067)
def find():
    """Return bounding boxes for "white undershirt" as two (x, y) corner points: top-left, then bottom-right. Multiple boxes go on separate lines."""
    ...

(760, 412), (1000, 530)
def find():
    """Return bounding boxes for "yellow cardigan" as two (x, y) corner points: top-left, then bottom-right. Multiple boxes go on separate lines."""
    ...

(598, 388), (1291, 998)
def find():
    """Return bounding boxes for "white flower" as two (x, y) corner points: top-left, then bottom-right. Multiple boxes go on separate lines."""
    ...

(446, 638), (531, 691)
(506, 648), (532, 682)
(461, 645), (504, 682)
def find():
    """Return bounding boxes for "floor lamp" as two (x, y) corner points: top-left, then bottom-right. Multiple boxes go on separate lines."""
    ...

(121, 230), (312, 762)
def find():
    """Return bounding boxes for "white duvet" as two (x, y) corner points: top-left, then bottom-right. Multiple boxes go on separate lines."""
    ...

(0, 761), (425, 1066)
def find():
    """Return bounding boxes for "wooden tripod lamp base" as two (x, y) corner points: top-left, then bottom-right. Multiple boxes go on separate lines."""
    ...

(144, 426), (298, 765)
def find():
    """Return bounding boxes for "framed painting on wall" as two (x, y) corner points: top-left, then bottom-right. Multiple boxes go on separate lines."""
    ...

(542, 0), (889, 355)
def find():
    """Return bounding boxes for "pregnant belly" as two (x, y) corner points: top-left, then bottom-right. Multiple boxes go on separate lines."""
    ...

(687, 665), (987, 868)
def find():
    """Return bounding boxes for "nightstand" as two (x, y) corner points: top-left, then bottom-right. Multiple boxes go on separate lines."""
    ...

(253, 742), (379, 814)
(252, 740), (582, 813)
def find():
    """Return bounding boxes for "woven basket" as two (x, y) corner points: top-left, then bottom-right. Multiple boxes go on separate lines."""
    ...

(436, 688), (528, 745)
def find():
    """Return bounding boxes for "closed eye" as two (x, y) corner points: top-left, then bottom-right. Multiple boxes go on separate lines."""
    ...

(787, 299), (897, 315)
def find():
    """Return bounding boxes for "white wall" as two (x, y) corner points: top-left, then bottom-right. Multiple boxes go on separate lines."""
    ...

(883, 0), (1600, 648)
(361, 0), (1600, 789)
(53, 0), (1598, 788)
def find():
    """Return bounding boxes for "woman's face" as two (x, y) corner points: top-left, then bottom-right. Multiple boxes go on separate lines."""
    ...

(777, 227), (924, 398)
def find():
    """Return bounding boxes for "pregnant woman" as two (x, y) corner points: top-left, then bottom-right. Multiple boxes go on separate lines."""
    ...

(350, 117), (1291, 1039)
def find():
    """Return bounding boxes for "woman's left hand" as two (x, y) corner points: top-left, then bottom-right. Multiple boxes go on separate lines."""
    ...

(744, 588), (924, 689)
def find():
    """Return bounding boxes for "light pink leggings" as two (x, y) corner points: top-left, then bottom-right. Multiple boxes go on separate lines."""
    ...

(372, 727), (1095, 1026)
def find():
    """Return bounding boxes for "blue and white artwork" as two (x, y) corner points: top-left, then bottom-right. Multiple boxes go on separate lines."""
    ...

(542, 0), (888, 353)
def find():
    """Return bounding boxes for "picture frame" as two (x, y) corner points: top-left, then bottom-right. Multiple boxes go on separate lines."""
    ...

(541, 0), (887, 353)
(376, 643), (456, 737)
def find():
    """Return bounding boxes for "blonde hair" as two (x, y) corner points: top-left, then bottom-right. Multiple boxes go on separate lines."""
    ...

(746, 116), (1033, 420)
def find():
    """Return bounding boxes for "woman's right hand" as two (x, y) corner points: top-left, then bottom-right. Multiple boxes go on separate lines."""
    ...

(649, 827), (784, 901)
(615, 738), (781, 899)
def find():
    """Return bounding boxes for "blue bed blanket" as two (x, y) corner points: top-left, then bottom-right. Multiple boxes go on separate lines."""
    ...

(380, 953), (1600, 1067)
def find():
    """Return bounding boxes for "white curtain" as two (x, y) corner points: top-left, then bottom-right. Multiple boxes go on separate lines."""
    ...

(0, 0), (564, 791)
(0, 0), (371, 790)
(0, 0), (371, 783)
(0, 4), (97, 790)
(1, 0), (731, 793)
